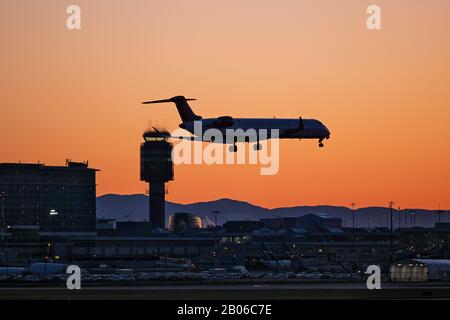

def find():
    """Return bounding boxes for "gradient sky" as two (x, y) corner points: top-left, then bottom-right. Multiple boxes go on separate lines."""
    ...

(0, 0), (449, 209)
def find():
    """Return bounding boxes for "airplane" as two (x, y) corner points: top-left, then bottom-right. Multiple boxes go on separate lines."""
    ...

(142, 95), (330, 152)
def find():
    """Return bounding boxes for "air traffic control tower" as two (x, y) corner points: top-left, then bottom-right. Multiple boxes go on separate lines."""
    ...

(140, 131), (174, 229)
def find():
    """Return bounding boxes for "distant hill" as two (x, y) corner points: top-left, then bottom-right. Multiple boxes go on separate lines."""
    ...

(96, 194), (446, 228)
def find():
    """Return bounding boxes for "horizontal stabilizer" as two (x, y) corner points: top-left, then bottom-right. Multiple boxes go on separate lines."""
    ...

(142, 95), (201, 122)
(142, 97), (196, 104)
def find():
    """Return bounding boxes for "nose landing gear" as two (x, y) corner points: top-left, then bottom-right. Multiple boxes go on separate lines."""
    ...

(319, 138), (324, 148)
(319, 135), (330, 148)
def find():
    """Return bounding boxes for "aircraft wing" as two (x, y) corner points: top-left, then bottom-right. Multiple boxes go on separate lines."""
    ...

(169, 135), (206, 142)
(151, 127), (206, 142)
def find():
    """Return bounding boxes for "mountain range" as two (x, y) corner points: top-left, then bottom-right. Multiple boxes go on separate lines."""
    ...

(96, 194), (447, 228)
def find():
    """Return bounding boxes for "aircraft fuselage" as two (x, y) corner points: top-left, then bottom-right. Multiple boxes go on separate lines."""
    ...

(180, 118), (330, 142)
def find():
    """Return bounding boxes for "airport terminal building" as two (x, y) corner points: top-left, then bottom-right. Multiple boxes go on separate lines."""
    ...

(0, 161), (97, 233)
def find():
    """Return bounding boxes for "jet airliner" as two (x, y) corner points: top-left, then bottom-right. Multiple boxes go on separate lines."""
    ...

(142, 96), (330, 152)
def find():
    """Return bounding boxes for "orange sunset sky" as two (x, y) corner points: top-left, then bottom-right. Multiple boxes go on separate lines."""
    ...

(0, 0), (449, 209)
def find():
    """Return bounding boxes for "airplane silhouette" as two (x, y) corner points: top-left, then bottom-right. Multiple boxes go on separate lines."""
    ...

(142, 96), (330, 152)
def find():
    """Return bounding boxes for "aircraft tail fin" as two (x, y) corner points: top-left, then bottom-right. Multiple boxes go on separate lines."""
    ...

(142, 96), (202, 123)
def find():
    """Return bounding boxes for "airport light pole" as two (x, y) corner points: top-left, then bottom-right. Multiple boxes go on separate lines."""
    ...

(1, 192), (6, 243)
(389, 202), (394, 232)
(350, 202), (357, 248)
(49, 209), (58, 260)
(350, 203), (356, 231)
(389, 201), (395, 262)
(212, 209), (220, 268)
(1, 192), (6, 266)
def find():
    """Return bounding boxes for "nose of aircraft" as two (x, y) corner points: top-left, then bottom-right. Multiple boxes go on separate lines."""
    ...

(323, 125), (330, 138)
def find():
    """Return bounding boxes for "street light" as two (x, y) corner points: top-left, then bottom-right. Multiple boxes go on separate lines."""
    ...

(388, 201), (395, 263)
(49, 209), (58, 260)
(1, 192), (6, 243)
(211, 209), (220, 268)
(350, 203), (356, 248)
(1, 192), (7, 267)
(350, 203), (356, 231)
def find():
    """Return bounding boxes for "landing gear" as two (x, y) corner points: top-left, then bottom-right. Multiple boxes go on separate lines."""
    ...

(252, 136), (263, 151)
(253, 143), (262, 151)
(318, 138), (324, 148)
(229, 137), (239, 152)
(229, 144), (238, 152)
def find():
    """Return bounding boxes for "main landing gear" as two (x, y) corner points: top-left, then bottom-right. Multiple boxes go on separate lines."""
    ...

(229, 139), (263, 152)
(318, 136), (330, 148)
(229, 143), (262, 152)
(253, 142), (262, 151)
(229, 144), (238, 152)
(229, 137), (238, 152)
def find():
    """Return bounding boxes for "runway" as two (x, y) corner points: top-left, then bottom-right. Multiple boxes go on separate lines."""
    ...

(1, 282), (450, 300)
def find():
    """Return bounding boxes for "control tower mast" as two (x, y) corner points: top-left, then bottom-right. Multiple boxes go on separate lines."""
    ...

(140, 131), (174, 229)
